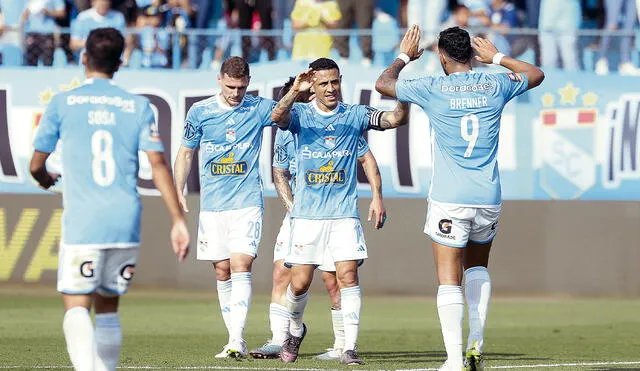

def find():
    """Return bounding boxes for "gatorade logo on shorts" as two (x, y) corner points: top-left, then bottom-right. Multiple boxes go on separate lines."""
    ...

(438, 219), (453, 234)
(80, 261), (94, 278)
(120, 265), (136, 281)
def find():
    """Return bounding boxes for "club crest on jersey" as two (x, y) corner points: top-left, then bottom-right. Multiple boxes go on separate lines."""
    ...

(209, 152), (247, 176)
(324, 136), (336, 148)
(305, 160), (346, 186)
(536, 83), (597, 199)
(226, 129), (236, 142)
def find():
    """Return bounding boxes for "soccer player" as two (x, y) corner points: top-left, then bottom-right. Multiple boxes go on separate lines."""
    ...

(250, 77), (384, 361)
(29, 27), (190, 371)
(271, 58), (408, 365)
(173, 56), (276, 359)
(375, 25), (544, 371)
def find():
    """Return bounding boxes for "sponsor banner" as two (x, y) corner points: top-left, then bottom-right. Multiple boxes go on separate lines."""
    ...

(0, 64), (638, 199)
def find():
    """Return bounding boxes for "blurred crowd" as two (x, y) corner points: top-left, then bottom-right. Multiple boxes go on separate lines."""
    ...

(0, 0), (638, 74)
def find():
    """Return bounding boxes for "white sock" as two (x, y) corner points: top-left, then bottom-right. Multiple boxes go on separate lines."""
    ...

(285, 285), (308, 337)
(216, 279), (232, 340)
(465, 266), (491, 352)
(94, 312), (122, 371)
(229, 272), (252, 341)
(63, 307), (95, 371)
(331, 308), (345, 350)
(437, 285), (464, 368)
(340, 286), (361, 351)
(269, 303), (290, 346)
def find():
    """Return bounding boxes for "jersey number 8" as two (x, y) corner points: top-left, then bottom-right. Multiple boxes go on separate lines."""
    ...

(460, 113), (479, 158)
(91, 130), (116, 187)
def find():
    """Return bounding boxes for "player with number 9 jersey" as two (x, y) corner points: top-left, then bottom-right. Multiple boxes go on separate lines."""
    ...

(33, 79), (164, 248)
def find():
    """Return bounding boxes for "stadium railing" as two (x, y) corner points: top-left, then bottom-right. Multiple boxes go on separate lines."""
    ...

(1, 25), (639, 72)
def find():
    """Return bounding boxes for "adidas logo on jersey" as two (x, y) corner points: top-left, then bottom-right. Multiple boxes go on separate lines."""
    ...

(325, 124), (335, 131)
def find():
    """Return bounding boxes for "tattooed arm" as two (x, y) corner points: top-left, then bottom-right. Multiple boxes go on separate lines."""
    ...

(271, 68), (315, 129)
(273, 167), (294, 212)
(375, 24), (424, 98)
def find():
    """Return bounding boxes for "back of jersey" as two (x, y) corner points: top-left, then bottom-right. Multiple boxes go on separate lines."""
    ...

(33, 78), (163, 247)
(396, 71), (528, 206)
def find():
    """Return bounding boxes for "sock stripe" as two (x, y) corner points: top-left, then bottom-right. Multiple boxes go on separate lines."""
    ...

(271, 308), (291, 317)
(340, 286), (361, 296)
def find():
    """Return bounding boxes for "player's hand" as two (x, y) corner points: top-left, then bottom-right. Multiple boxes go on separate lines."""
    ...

(293, 68), (316, 94)
(40, 172), (61, 190)
(171, 218), (190, 262)
(472, 36), (500, 64)
(399, 24), (424, 61)
(177, 191), (189, 213)
(368, 196), (387, 230)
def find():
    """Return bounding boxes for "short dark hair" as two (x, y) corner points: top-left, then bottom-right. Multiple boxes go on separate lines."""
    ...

(279, 76), (313, 102)
(220, 56), (250, 78)
(85, 28), (124, 75)
(438, 26), (474, 64)
(309, 57), (340, 73)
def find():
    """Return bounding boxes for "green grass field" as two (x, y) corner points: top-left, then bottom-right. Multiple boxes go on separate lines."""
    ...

(1, 286), (640, 371)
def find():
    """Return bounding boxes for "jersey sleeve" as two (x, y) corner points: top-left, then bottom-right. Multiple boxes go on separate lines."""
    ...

(138, 101), (164, 152)
(70, 18), (83, 40)
(396, 77), (432, 104)
(356, 136), (370, 158)
(181, 105), (202, 149)
(33, 96), (61, 153)
(258, 97), (277, 127)
(495, 72), (529, 102)
(272, 131), (292, 169)
(359, 105), (383, 132)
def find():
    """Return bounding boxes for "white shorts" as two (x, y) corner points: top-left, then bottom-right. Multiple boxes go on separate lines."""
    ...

(273, 213), (291, 262)
(197, 207), (263, 261)
(287, 218), (367, 267)
(57, 245), (138, 297)
(424, 201), (501, 248)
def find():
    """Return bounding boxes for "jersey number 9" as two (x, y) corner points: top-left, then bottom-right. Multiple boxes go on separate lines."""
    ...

(460, 114), (479, 158)
(91, 130), (116, 187)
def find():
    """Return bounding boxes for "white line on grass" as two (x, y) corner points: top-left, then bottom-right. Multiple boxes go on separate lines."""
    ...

(1, 361), (640, 370)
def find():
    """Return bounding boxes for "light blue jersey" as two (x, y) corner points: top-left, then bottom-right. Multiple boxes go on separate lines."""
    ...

(396, 71), (528, 206)
(272, 129), (370, 196)
(24, 0), (65, 34)
(71, 8), (125, 42)
(287, 101), (378, 219)
(32, 78), (164, 247)
(182, 94), (275, 211)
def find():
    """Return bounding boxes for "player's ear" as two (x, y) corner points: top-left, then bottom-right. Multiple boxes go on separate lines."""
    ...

(81, 53), (87, 67)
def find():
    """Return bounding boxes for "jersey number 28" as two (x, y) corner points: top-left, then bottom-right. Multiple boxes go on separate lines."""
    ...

(460, 114), (479, 158)
(91, 130), (116, 186)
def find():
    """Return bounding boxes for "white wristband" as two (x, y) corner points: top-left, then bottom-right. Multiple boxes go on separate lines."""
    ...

(397, 53), (410, 64)
(492, 52), (505, 65)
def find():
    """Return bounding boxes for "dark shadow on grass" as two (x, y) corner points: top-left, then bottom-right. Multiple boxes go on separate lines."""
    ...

(356, 351), (548, 363)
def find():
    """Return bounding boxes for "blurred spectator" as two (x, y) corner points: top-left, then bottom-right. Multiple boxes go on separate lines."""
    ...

(484, 0), (519, 55)
(111, 0), (138, 65)
(442, 4), (472, 29)
(55, 0), (78, 64)
(273, 0), (295, 30)
(21, 0), (67, 66)
(211, 0), (237, 69)
(236, 0), (276, 62)
(407, 0), (447, 47)
(137, 3), (167, 67)
(290, 0), (341, 61)
(460, 0), (490, 25)
(163, 0), (193, 68)
(191, 0), (221, 68)
(538, 0), (581, 70)
(334, 0), (374, 66)
(70, 0), (125, 51)
(595, 0), (639, 75)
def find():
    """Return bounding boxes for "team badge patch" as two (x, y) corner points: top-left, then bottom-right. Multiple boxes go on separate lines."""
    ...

(226, 129), (236, 142)
(324, 136), (336, 148)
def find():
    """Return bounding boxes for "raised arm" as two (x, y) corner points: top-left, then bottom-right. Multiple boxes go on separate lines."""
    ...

(271, 68), (315, 129)
(148, 151), (190, 262)
(358, 151), (386, 229)
(377, 101), (410, 130)
(472, 36), (545, 90)
(173, 145), (194, 213)
(273, 167), (294, 212)
(375, 24), (424, 98)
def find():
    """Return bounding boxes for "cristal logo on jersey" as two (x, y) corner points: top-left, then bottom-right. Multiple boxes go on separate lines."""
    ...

(305, 160), (346, 186)
(324, 136), (336, 148)
(209, 152), (247, 176)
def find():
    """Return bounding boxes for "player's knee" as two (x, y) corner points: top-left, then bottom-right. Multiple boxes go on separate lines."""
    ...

(213, 261), (231, 281)
(337, 269), (359, 288)
(289, 277), (312, 295)
(94, 295), (119, 314)
(272, 264), (291, 289)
